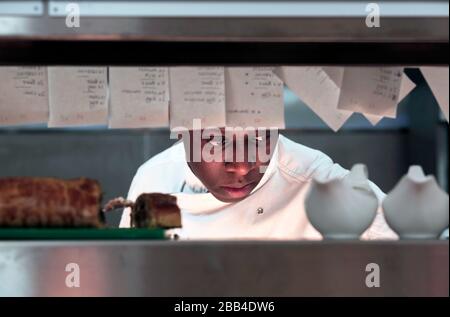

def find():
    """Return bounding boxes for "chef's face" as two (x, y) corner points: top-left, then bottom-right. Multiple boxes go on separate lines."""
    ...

(185, 128), (278, 203)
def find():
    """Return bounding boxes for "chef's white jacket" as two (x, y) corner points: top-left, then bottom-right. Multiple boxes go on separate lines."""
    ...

(120, 135), (398, 240)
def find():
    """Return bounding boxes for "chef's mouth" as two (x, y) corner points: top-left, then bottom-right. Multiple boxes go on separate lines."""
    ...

(220, 182), (257, 196)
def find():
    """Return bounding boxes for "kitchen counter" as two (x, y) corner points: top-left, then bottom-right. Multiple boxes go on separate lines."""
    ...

(0, 240), (448, 296)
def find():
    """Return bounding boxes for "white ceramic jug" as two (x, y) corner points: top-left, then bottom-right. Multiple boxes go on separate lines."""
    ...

(382, 166), (449, 239)
(305, 164), (378, 239)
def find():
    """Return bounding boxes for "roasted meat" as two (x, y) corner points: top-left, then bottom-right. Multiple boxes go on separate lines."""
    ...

(103, 193), (181, 229)
(0, 177), (103, 227)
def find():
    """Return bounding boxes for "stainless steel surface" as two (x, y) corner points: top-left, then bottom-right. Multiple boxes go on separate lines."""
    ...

(47, 1), (449, 17)
(0, 17), (447, 42)
(0, 240), (448, 296)
(0, 1), (448, 42)
(0, 1), (43, 16)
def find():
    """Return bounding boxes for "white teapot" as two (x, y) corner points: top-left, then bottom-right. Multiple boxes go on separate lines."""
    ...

(305, 164), (378, 239)
(382, 166), (449, 239)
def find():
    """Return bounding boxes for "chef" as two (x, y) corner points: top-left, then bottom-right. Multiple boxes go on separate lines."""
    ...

(120, 127), (397, 240)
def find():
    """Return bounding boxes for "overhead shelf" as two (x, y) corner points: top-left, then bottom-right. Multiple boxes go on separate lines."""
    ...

(0, 4), (448, 42)
(0, 1), (448, 65)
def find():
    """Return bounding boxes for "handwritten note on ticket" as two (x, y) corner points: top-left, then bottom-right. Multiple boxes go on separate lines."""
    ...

(225, 67), (284, 128)
(109, 67), (169, 128)
(362, 72), (415, 126)
(274, 67), (352, 131)
(337, 67), (403, 118)
(169, 67), (226, 130)
(0, 67), (48, 126)
(322, 67), (415, 126)
(48, 67), (108, 127)
(324, 67), (382, 126)
(421, 67), (449, 122)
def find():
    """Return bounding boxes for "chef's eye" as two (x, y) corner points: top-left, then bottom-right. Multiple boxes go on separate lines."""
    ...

(208, 136), (230, 147)
(250, 135), (266, 144)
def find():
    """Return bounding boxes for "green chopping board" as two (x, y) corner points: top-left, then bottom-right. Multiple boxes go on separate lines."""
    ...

(0, 228), (167, 240)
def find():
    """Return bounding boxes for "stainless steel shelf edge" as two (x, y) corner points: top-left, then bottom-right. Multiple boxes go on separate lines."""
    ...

(0, 16), (448, 42)
(0, 240), (448, 296)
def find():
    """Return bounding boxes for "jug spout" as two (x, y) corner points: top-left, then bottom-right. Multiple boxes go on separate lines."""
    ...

(348, 164), (369, 183)
(407, 165), (428, 183)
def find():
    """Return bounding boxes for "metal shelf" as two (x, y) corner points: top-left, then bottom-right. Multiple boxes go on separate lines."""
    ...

(0, 1), (448, 65)
(0, 1), (448, 43)
(0, 240), (448, 296)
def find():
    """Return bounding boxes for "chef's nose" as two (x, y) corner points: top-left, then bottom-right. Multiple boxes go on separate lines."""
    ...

(225, 162), (255, 176)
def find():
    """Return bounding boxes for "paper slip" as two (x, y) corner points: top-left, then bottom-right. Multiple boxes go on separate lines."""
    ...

(364, 114), (383, 125)
(0, 67), (48, 126)
(337, 67), (403, 118)
(48, 67), (108, 127)
(421, 67), (449, 122)
(313, 67), (416, 126)
(274, 67), (352, 131)
(169, 67), (226, 130)
(366, 73), (416, 125)
(398, 73), (416, 102)
(109, 67), (169, 128)
(323, 67), (415, 102)
(321, 67), (344, 87)
(225, 67), (285, 128)
(323, 67), (383, 126)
